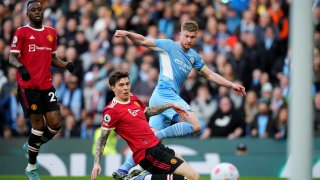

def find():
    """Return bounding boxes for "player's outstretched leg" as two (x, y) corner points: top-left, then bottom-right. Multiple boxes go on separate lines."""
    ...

(125, 168), (144, 180)
(112, 169), (129, 180)
(113, 155), (135, 179)
(154, 122), (194, 140)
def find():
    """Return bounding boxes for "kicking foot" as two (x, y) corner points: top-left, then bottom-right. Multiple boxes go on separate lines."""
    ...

(112, 169), (128, 180)
(127, 170), (150, 180)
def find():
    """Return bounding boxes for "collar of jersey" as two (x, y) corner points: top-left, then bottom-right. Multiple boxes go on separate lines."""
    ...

(27, 24), (44, 31)
(113, 97), (130, 104)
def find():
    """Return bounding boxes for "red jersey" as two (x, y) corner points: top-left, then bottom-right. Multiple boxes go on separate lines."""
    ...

(101, 94), (160, 164)
(10, 25), (57, 90)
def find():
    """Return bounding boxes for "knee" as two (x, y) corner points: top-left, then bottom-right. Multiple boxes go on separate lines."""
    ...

(50, 119), (62, 130)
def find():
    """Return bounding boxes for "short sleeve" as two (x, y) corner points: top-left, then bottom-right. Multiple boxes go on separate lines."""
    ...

(154, 39), (174, 52)
(192, 50), (206, 72)
(10, 28), (24, 53)
(101, 108), (118, 130)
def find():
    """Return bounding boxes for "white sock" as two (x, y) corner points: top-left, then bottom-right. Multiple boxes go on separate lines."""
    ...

(26, 163), (37, 171)
(144, 175), (152, 180)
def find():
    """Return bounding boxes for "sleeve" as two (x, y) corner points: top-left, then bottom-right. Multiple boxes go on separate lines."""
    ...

(101, 108), (118, 130)
(10, 28), (23, 53)
(192, 50), (206, 72)
(154, 39), (173, 52)
(52, 29), (58, 54)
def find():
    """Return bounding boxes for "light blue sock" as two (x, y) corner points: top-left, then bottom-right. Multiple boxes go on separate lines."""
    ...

(155, 122), (194, 140)
(118, 155), (135, 173)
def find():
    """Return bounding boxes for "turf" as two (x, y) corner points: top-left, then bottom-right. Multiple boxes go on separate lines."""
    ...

(0, 176), (316, 180)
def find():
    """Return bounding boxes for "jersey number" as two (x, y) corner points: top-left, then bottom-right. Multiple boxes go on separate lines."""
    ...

(48, 92), (57, 102)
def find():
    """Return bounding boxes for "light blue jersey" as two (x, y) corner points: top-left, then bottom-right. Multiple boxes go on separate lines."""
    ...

(149, 39), (206, 130)
(153, 39), (206, 94)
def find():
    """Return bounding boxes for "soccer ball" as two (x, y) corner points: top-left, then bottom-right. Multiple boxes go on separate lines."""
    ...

(210, 162), (240, 180)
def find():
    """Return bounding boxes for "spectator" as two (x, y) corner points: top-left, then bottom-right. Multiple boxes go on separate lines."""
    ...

(60, 114), (80, 138)
(132, 67), (158, 105)
(190, 85), (217, 134)
(52, 72), (66, 102)
(251, 98), (273, 138)
(200, 96), (243, 140)
(158, 6), (174, 39)
(272, 104), (288, 139)
(61, 75), (83, 121)
(270, 86), (285, 118)
(235, 142), (248, 156)
(80, 115), (95, 139)
(242, 90), (258, 138)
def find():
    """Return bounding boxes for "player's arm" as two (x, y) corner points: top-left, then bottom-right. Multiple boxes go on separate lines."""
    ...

(114, 30), (157, 50)
(200, 66), (246, 96)
(51, 53), (75, 73)
(145, 103), (188, 119)
(8, 52), (23, 68)
(91, 128), (111, 180)
(9, 52), (31, 81)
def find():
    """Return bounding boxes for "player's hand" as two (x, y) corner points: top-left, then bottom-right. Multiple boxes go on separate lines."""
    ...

(114, 30), (128, 38)
(66, 62), (75, 73)
(91, 164), (101, 180)
(18, 65), (31, 81)
(171, 103), (189, 120)
(231, 83), (246, 96)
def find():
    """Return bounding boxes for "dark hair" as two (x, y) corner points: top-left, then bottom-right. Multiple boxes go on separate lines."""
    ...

(181, 21), (198, 32)
(27, 0), (39, 8)
(109, 71), (130, 86)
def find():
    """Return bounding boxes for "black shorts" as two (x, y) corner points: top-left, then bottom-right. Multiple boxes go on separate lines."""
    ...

(139, 143), (184, 174)
(17, 86), (60, 117)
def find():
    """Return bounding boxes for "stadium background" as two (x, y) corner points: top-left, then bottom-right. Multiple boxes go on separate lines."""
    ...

(0, 0), (320, 178)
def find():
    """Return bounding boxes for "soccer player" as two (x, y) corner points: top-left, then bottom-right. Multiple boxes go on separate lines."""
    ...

(113, 20), (246, 176)
(91, 71), (200, 180)
(8, 1), (74, 179)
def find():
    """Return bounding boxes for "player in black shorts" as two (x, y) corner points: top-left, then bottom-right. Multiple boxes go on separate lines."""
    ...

(91, 71), (200, 180)
(8, 1), (74, 179)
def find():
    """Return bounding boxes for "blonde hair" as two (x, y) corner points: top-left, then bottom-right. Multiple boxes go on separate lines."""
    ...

(181, 21), (198, 32)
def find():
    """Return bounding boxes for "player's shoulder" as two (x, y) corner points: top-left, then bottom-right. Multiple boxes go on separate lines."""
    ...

(44, 26), (57, 32)
(156, 38), (175, 45)
(189, 48), (199, 55)
(44, 25), (55, 30)
(105, 99), (118, 110)
(17, 25), (27, 30)
(189, 48), (201, 58)
(15, 25), (29, 32)
(129, 93), (139, 100)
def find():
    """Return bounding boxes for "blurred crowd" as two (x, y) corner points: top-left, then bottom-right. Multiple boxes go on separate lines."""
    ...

(0, 0), (319, 141)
